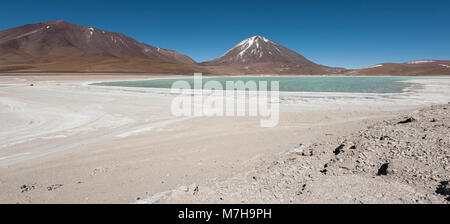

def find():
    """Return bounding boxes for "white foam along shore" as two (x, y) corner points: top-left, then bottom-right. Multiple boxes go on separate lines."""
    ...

(86, 77), (450, 110)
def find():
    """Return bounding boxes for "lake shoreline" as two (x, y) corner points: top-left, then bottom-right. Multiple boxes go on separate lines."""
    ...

(0, 75), (449, 203)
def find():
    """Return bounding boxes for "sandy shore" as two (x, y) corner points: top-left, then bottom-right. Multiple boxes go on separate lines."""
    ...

(0, 75), (449, 203)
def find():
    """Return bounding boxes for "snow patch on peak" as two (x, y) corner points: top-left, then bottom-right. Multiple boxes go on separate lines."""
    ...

(237, 36), (256, 57)
(237, 36), (268, 48)
(369, 64), (383, 68)
(235, 36), (272, 57)
(407, 60), (435, 64)
(87, 27), (94, 38)
(217, 35), (277, 60)
(256, 35), (269, 42)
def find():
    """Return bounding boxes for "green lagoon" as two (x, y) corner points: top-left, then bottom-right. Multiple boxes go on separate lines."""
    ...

(91, 76), (434, 94)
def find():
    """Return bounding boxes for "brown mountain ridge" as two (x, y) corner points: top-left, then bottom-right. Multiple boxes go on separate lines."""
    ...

(347, 60), (450, 76)
(0, 20), (199, 73)
(0, 21), (449, 75)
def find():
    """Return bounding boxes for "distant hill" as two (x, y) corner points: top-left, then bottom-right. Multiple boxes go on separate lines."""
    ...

(0, 20), (199, 73)
(348, 60), (450, 76)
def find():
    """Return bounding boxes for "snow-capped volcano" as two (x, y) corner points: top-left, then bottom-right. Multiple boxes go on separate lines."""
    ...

(203, 35), (316, 65)
(201, 35), (344, 74)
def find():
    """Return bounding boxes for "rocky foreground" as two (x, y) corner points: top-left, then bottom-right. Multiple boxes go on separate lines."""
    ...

(161, 104), (450, 204)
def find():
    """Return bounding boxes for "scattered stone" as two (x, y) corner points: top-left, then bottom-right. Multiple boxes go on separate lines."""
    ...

(435, 181), (450, 201)
(29, 84), (34, 86)
(47, 184), (63, 191)
(333, 144), (345, 155)
(187, 184), (199, 195)
(20, 184), (35, 193)
(301, 150), (313, 156)
(397, 117), (416, 124)
(160, 105), (450, 204)
(193, 186), (199, 195)
(377, 163), (389, 176)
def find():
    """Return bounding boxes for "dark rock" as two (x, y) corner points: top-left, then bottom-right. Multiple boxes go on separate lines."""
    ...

(397, 117), (416, 124)
(349, 145), (356, 150)
(299, 184), (307, 194)
(193, 186), (199, 195)
(47, 184), (63, 191)
(333, 144), (345, 155)
(20, 184), (35, 192)
(377, 163), (389, 176)
(435, 181), (450, 201)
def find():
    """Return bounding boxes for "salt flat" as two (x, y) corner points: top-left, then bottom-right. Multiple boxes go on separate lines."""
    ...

(0, 74), (449, 203)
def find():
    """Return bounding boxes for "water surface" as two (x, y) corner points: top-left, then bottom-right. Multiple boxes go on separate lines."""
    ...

(92, 76), (430, 93)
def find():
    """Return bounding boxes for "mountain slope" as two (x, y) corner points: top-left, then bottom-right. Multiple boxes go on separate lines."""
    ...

(201, 35), (345, 74)
(349, 60), (450, 76)
(0, 20), (198, 73)
(1, 21), (448, 76)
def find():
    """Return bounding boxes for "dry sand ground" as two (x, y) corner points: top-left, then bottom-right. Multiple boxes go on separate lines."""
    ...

(0, 74), (449, 203)
(161, 105), (450, 204)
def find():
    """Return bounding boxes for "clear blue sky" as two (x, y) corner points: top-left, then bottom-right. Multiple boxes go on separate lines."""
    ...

(1, 0), (449, 69)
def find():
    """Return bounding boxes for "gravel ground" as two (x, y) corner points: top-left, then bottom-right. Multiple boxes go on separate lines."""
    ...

(161, 104), (450, 204)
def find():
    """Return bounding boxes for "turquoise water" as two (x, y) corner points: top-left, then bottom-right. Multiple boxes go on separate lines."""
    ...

(92, 76), (424, 93)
